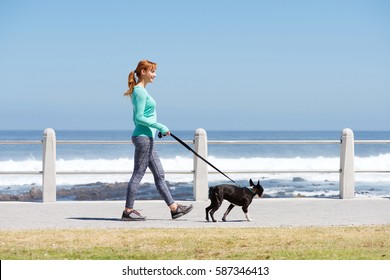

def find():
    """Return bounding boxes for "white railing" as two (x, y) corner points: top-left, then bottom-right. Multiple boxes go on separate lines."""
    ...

(1, 128), (389, 202)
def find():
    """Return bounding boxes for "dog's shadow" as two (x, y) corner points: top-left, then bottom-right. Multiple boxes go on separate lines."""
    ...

(203, 220), (249, 223)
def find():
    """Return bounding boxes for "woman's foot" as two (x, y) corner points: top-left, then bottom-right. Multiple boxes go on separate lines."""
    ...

(171, 204), (193, 219)
(121, 209), (146, 221)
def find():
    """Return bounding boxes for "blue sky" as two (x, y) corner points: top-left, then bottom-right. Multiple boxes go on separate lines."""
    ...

(1, 0), (389, 131)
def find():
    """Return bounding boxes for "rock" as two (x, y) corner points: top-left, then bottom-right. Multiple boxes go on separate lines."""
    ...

(292, 177), (305, 182)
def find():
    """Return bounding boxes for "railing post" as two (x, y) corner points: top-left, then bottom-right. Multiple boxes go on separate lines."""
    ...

(193, 128), (208, 201)
(339, 128), (355, 199)
(42, 128), (57, 202)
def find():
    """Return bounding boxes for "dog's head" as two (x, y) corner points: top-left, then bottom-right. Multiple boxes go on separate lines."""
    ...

(249, 179), (264, 197)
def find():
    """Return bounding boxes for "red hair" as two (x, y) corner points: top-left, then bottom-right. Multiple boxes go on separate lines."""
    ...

(124, 60), (157, 97)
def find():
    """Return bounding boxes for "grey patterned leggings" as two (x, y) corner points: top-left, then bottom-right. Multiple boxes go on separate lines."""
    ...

(125, 136), (175, 209)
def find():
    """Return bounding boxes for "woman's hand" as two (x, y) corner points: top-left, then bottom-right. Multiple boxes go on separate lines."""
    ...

(158, 131), (170, 138)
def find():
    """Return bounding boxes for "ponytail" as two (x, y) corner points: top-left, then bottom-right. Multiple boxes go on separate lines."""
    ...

(124, 70), (136, 97)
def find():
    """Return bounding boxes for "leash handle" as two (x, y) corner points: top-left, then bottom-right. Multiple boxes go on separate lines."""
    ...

(158, 132), (236, 184)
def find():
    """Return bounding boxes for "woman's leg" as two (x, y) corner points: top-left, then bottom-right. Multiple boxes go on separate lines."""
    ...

(125, 136), (152, 209)
(148, 139), (175, 207)
(124, 136), (192, 220)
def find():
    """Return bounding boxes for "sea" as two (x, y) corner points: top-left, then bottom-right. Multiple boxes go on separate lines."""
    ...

(1, 130), (390, 200)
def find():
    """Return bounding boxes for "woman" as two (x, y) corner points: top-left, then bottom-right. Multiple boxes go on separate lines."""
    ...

(122, 60), (193, 221)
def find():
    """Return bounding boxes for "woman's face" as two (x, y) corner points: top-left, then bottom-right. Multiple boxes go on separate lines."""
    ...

(142, 68), (157, 84)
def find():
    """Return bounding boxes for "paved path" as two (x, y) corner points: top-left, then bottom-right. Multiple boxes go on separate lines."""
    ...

(0, 198), (389, 230)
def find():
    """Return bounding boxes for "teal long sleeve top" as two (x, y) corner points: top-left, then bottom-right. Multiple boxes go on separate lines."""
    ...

(131, 86), (169, 138)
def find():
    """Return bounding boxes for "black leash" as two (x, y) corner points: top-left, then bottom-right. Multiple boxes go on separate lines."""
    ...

(158, 132), (237, 184)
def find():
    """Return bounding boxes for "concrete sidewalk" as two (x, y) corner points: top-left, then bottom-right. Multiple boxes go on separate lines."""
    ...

(0, 198), (389, 230)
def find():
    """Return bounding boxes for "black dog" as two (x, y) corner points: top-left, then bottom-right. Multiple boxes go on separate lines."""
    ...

(205, 179), (264, 222)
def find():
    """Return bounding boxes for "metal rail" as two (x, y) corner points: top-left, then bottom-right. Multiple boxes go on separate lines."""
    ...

(2, 139), (389, 145)
(0, 141), (42, 145)
(207, 140), (341, 145)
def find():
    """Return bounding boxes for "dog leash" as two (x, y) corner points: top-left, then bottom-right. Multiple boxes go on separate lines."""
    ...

(158, 132), (237, 185)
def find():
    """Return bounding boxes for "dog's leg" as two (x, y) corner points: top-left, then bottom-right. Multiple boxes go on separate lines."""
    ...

(222, 204), (235, 222)
(206, 188), (218, 222)
(242, 206), (252, 222)
(210, 209), (217, 222)
(205, 205), (211, 222)
(210, 199), (223, 223)
(206, 202), (218, 222)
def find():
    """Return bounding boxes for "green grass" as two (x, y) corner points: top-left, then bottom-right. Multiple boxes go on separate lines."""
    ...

(1, 226), (389, 260)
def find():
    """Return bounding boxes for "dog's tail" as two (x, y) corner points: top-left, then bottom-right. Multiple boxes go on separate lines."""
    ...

(208, 187), (216, 200)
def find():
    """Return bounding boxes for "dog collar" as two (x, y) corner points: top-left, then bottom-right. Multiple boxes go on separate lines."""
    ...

(237, 184), (255, 194)
(244, 186), (255, 194)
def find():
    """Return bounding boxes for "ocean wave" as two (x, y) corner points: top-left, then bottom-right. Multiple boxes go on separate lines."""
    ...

(1, 154), (390, 187)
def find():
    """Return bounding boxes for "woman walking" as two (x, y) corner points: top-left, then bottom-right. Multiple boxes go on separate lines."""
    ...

(122, 60), (193, 221)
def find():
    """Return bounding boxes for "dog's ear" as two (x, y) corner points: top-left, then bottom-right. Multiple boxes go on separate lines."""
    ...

(249, 179), (254, 186)
(257, 180), (260, 186)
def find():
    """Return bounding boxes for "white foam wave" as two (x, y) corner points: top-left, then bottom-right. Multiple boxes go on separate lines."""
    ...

(1, 154), (390, 186)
